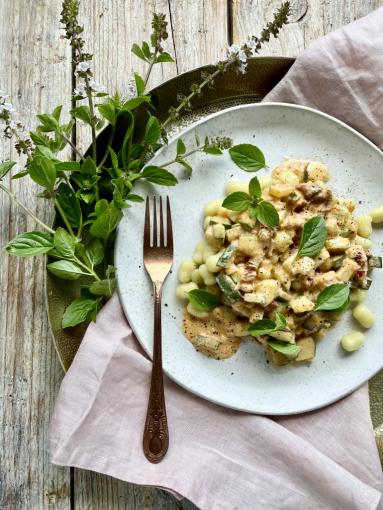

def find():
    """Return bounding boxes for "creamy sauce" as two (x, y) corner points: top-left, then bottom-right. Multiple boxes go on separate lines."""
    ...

(183, 306), (243, 359)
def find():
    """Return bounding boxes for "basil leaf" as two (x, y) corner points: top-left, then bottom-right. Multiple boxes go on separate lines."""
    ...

(47, 260), (86, 280)
(141, 41), (152, 59)
(29, 156), (56, 190)
(70, 105), (92, 124)
(134, 72), (145, 95)
(268, 341), (301, 360)
(55, 161), (81, 172)
(85, 238), (104, 267)
(0, 160), (16, 179)
(315, 283), (350, 311)
(229, 144), (266, 172)
(144, 116), (161, 145)
(142, 166), (178, 186)
(255, 201), (279, 227)
(11, 170), (29, 180)
(126, 193), (144, 202)
(6, 231), (53, 256)
(89, 204), (123, 242)
(62, 296), (99, 328)
(297, 216), (327, 258)
(97, 99), (116, 126)
(81, 156), (97, 175)
(121, 96), (151, 111)
(53, 227), (75, 258)
(188, 289), (221, 311)
(56, 183), (82, 227)
(177, 159), (193, 173)
(176, 138), (186, 156)
(155, 52), (175, 63)
(222, 192), (252, 211)
(248, 319), (277, 337)
(275, 312), (287, 330)
(203, 146), (223, 155)
(131, 43), (147, 61)
(248, 205), (258, 218)
(89, 278), (116, 297)
(248, 176), (261, 198)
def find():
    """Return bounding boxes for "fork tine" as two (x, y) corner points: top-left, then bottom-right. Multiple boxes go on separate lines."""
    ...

(144, 197), (151, 251)
(159, 197), (164, 246)
(166, 196), (173, 250)
(153, 196), (157, 247)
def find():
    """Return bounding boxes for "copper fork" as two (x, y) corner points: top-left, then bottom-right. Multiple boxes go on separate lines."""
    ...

(142, 196), (173, 463)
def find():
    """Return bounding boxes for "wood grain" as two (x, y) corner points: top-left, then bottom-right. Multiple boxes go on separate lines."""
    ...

(0, 1), (71, 508)
(232, 0), (382, 57)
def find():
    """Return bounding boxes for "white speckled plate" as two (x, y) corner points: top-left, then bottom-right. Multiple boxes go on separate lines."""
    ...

(115, 103), (383, 415)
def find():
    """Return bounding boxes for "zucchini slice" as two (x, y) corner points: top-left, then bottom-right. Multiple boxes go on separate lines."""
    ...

(217, 244), (237, 268)
(368, 256), (382, 268)
(295, 337), (316, 362)
(216, 274), (241, 303)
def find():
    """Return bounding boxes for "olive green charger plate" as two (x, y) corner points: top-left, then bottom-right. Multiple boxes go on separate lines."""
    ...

(45, 57), (383, 458)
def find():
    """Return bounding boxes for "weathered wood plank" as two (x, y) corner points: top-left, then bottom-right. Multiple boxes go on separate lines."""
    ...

(73, 0), (227, 508)
(0, 1), (72, 509)
(232, 0), (382, 57)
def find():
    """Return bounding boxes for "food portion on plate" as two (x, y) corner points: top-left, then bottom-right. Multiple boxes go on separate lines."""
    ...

(176, 159), (382, 366)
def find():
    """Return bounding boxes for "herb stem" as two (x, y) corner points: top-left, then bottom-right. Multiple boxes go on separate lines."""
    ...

(61, 131), (84, 161)
(160, 146), (202, 167)
(54, 198), (75, 238)
(0, 183), (55, 234)
(97, 125), (116, 170)
(74, 255), (101, 281)
(143, 49), (158, 91)
(84, 74), (98, 162)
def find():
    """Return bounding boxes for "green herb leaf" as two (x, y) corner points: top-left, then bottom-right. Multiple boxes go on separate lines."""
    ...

(85, 238), (104, 267)
(222, 192), (252, 211)
(89, 278), (116, 297)
(126, 193), (144, 202)
(297, 216), (327, 258)
(47, 260), (86, 280)
(268, 341), (301, 360)
(37, 113), (58, 132)
(11, 170), (28, 180)
(275, 312), (287, 329)
(155, 52), (175, 63)
(97, 99), (116, 126)
(131, 43), (147, 61)
(255, 201), (279, 227)
(188, 289), (221, 311)
(144, 116), (161, 145)
(177, 159), (193, 173)
(248, 176), (261, 198)
(55, 161), (81, 172)
(6, 231), (53, 256)
(142, 166), (178, 186)
(121, 96), (151, 111)
(134, 72), (145, 95)
(229, 144), (266, 172)
(248, 205), (258, 218)
(0, 161), (16, 179)
(56, 183), (82, 227)
(315, 283), (350, 311)
(248, 319), (277, 337)
(89, 203), (123, 242)
(177, 138), (186, 156)
(70, 105), (92, 125)
(62, 296), (99, 328)
(29, 156), (56, 190)
(81, 156), (97, 175)
(53, 227), (75, 258)
(203, 146), (223, 155)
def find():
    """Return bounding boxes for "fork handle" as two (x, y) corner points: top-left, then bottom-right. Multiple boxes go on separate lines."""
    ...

(143, 282), (169, 463)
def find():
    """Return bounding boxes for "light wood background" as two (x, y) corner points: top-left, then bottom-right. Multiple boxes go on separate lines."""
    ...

(0, 1), (381, 508)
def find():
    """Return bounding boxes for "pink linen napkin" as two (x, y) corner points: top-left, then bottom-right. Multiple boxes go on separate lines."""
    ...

(50, 8), (383, 510)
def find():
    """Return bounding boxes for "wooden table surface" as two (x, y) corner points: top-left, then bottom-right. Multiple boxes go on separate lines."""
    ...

(0, 1), (381, 508)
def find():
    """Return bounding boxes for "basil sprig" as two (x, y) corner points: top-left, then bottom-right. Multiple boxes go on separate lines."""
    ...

(229, 144), (266, 172)
(297, 216), (327, 258)
(222, 176), (279, 228)
(188, 289), (221, 312)
(248, 312), (288, 337)
(315, 283), (350, 311)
